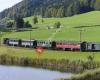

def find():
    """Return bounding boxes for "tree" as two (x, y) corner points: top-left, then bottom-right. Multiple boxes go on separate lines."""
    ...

(33, 16), (38, 24)
(15, 17), (24, 29)
(57, 7), (64, 17)
(1, 0), (100, 19)
(67, 4), (74, 16)
(54, 21), (61, 29)
(24, 21), (32, 28)
(6, 22), (14, 28)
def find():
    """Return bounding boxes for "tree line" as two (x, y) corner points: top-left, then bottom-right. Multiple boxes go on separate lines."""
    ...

(6, 16), (39, 30)
(0, 0), (100, 19)
(6, 18), (32, 30)
(6, 16), (62, 30)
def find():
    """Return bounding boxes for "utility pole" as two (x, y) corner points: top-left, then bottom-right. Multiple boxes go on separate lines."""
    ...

(78, 28), (85, 52)
(30, 29), (32, 48)
(78, 29), (85, 43)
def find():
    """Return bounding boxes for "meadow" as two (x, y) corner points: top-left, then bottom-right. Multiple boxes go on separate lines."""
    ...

(2, 11), (100, 42)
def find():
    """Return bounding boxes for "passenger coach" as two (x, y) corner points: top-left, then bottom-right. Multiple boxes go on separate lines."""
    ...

(3, 38), (100, 52)
(81, 42), (100, 51)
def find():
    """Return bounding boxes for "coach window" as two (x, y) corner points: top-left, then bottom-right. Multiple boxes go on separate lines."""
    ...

(38, 42), (40, 44)
(43, 42), (45, 44)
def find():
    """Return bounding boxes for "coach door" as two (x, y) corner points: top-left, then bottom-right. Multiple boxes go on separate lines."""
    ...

(92, 44), (95, 51)
(80, 42), (87, 51)
(51, 41), (56, 49)
(33, 40), (37, 48)
(18, 39), (22, 47)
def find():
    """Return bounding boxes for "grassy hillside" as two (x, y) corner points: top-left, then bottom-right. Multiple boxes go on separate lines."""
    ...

(2, 11), (100, 42)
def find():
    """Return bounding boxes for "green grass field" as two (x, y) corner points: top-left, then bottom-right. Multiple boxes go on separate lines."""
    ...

(0, 46), (100, 61)
(2, 11), (100, 42)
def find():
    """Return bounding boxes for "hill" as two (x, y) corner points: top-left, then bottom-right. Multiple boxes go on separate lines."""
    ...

(0, 0), (100, 19)
(2, 11), (100, 42)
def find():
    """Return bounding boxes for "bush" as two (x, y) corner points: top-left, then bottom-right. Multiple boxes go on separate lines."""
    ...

(54, 21), (61, 29)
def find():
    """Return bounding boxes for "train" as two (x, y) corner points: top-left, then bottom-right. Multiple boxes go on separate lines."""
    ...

(3, 38), (100, 52)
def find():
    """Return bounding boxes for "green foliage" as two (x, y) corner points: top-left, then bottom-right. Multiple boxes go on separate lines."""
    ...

(14, 17), (32, 29)
(54, 21), (61, 28)
(0, 17), (12, 23)
(24, 21), (32, 28)
(0, 0), (100, 19)
(6, 22), (14, 28)
(57, 7), (65, 17)
(33, 16), (38, 24)
(15, 17), (24, 29)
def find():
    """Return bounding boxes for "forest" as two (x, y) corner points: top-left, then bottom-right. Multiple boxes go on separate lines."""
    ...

(0, 0), (100, 19)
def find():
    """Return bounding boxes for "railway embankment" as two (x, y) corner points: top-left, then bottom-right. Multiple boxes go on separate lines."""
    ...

(0, 54), (100, 73)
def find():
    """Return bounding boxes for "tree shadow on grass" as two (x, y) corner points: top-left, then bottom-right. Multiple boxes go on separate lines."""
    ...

(74, 25), (100, 29)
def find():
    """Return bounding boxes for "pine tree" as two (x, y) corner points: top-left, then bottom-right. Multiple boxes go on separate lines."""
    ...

(24, 21), (32, 28)
(57, 7), (64, 17)
(15, 17), (24, 29)
(33, 16), (38, 24)
(54, 22), (61, 29)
